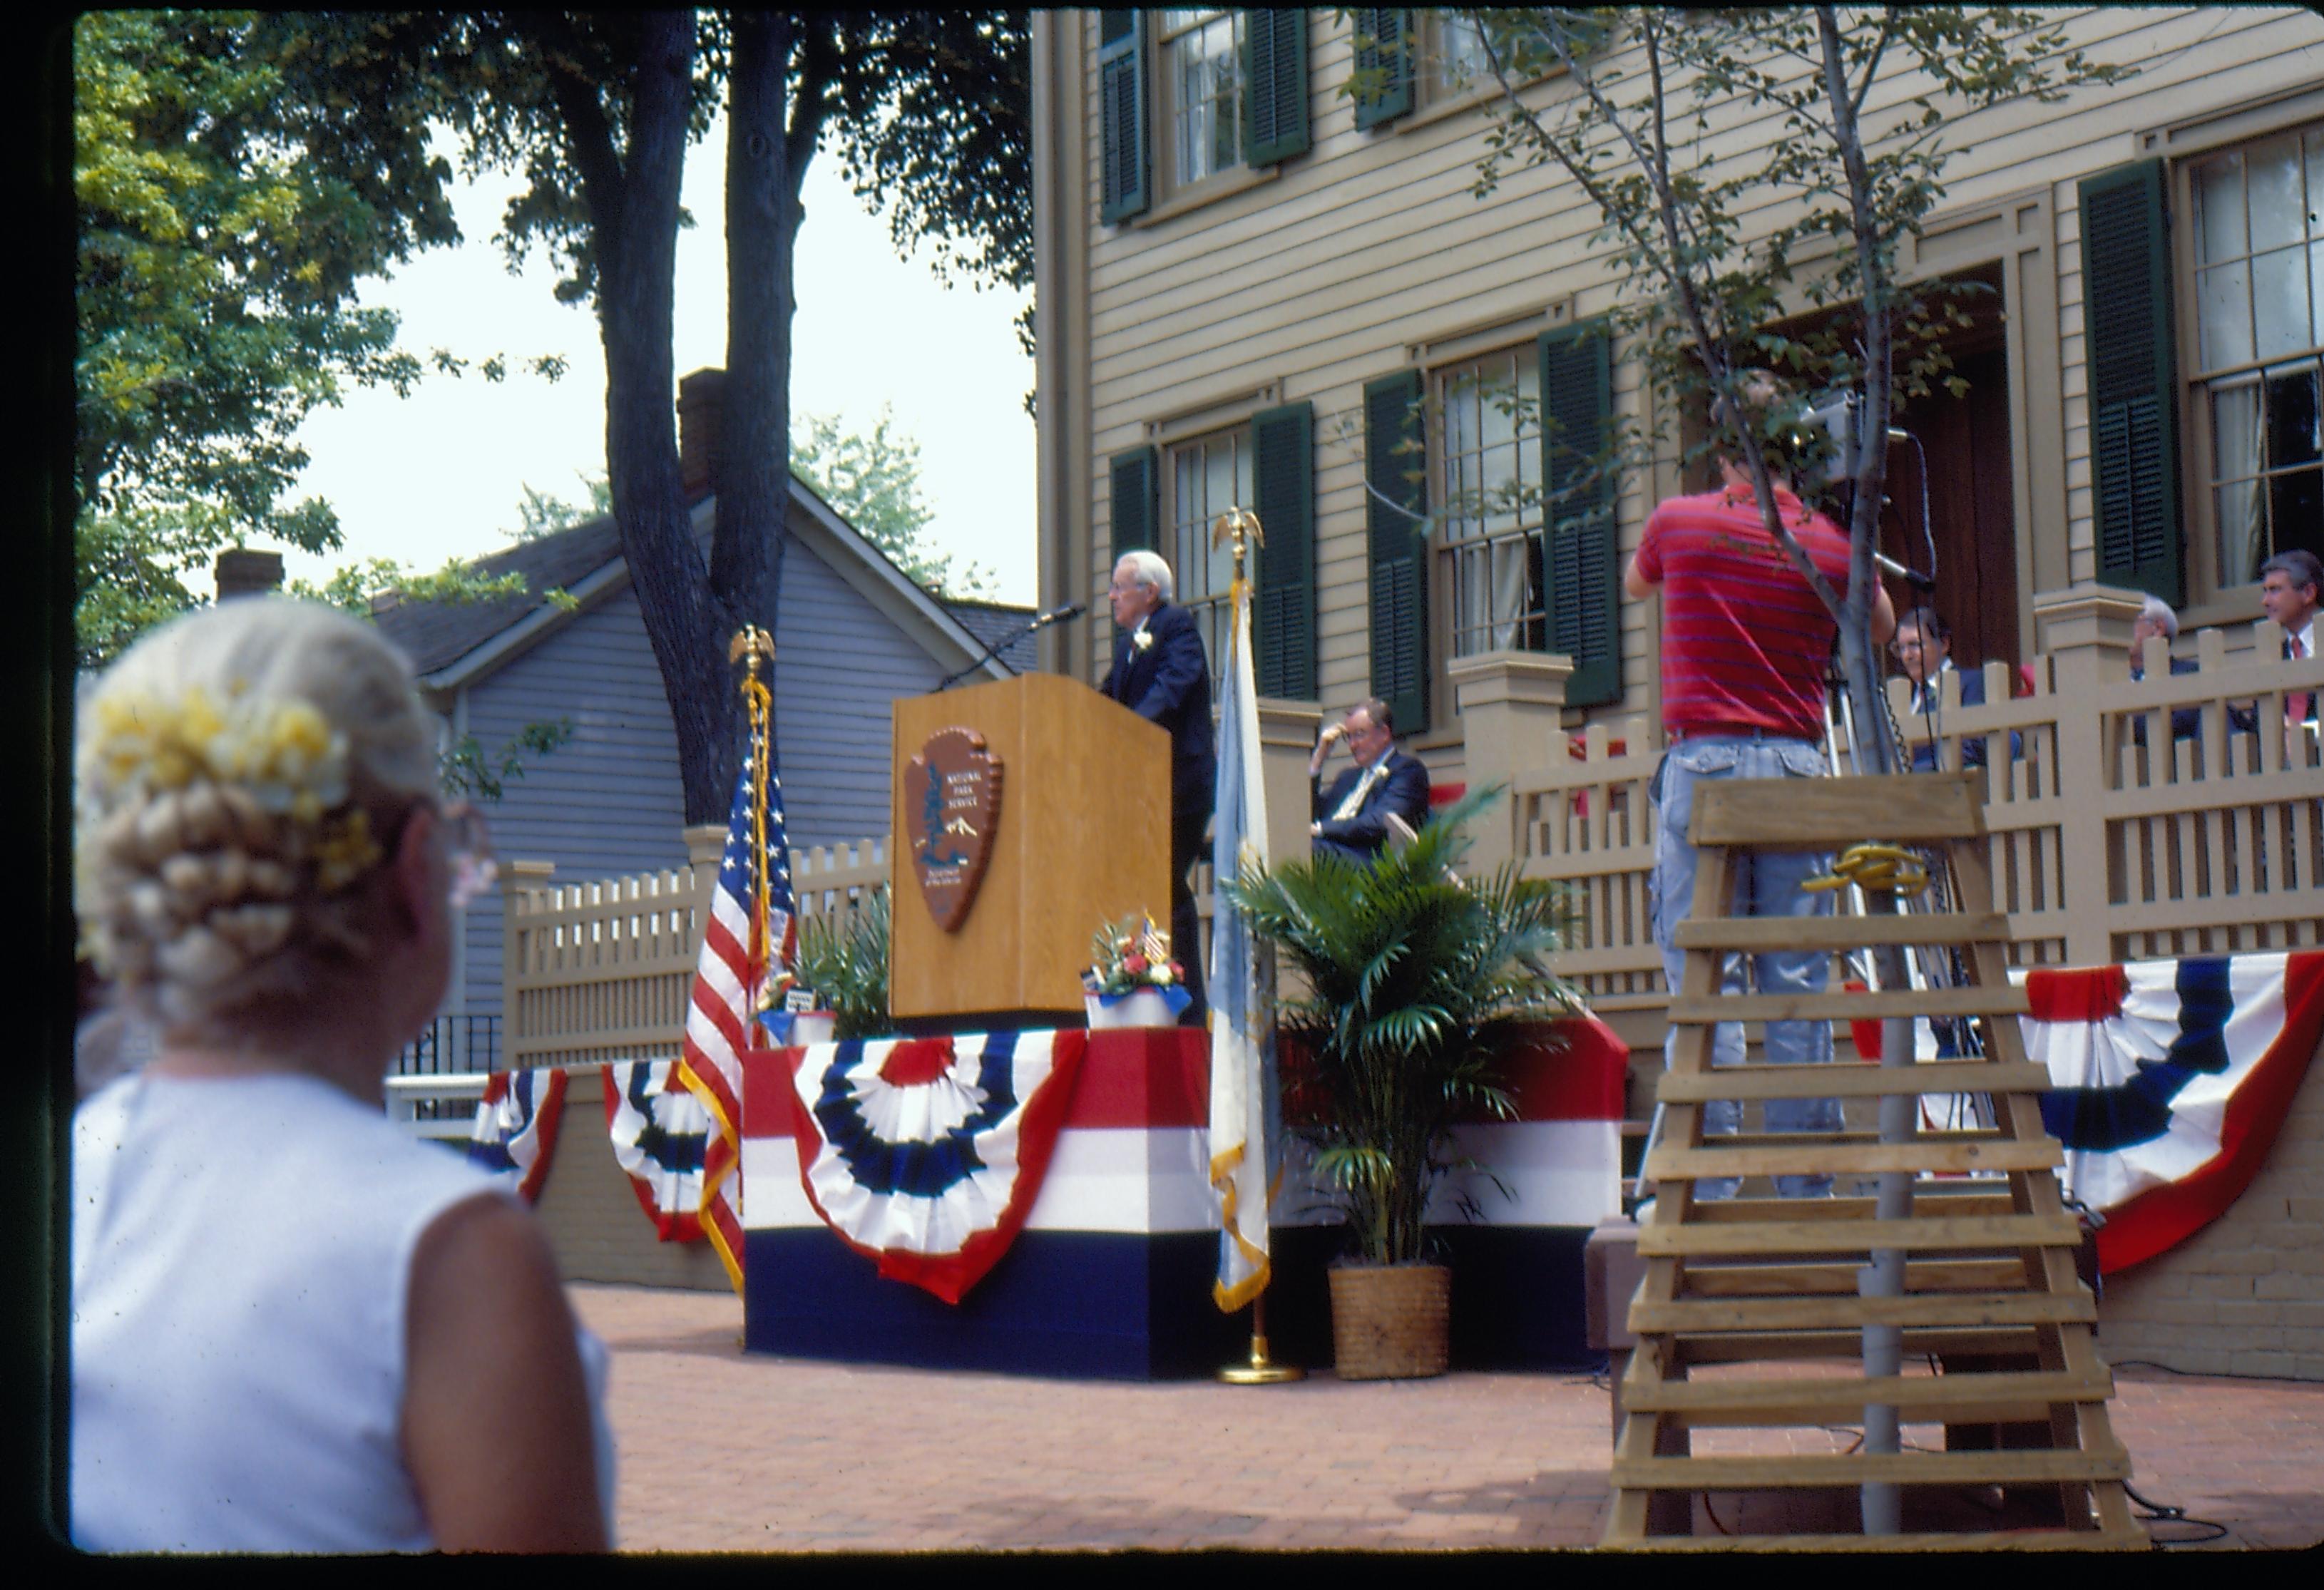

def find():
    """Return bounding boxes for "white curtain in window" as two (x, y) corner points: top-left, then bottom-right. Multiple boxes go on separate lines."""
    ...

(2213, 380), (2266, 586)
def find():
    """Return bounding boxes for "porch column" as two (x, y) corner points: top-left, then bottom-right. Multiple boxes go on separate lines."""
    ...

(1256, 697), (1324, 872)
(2032, 583), (2142, 967)
(1448, 650), (1575, 871)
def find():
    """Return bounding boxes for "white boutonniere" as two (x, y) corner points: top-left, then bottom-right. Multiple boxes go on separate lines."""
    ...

(1132, 629), (1154, 653)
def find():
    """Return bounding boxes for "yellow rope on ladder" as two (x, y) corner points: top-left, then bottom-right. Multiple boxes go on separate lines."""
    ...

(1803, 841), (1931, 898)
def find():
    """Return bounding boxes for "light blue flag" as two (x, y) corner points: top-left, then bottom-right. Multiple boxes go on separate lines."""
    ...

(1208, 558), (1277, 1311)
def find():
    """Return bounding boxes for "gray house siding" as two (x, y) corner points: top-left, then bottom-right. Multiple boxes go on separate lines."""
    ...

(451, 581), (690, 1040)
(768, 540), (948, 849)
(449, 532), (952, 1031)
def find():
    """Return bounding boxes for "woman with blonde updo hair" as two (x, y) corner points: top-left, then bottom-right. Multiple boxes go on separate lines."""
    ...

(72, 597), (612, 1552)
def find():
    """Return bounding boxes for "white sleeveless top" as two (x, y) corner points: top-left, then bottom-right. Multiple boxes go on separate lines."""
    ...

(71, 1070), (615, 1553)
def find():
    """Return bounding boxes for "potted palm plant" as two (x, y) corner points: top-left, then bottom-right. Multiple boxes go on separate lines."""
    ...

(790, 885), (891, 1042)
(1224, 787), (1576, 1379)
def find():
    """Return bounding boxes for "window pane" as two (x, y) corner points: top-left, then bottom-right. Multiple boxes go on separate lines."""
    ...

(2198, 261), (2254, 371)
(1440, 14), (1492, 90)
(2308, 127), (2324, 239)
(2253, 246), (2310, 360)
(2213, 379), (2265, 586)
(2266, 364), (2321, 469)
(2249, 130), (2306, 253)
(2272, 468), (2323, 561)
(2218, 481), (2267, 585)
(1491, 538), (1528, 650)
(2196, 148), (2246, 265)
(2213, 376), (2263, 481)
(2313, 240), (2323, 347)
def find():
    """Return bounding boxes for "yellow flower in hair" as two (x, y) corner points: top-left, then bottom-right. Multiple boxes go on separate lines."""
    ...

(313, 808), (384, 893)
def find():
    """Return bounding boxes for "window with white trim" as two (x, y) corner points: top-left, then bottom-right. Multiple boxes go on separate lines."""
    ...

(1160, 9), (1247, 189)
(1167, 425), (1251, 673)
(2189, 120), (2323, 587)
(1429, 10), (1495, 98)
(1435, 348), (1546, 657)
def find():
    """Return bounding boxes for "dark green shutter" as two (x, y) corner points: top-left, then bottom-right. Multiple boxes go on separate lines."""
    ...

(1242, 9), (1309, 168)
(1365, 369), (1430, 734)
(1110, 445), (1157, 558)
(1099, 12), (1150, 224)
(1539, 319), (1621, 707)
(2080, 160), (2184, 605)
(1251, 401), (1316, 699)
(1109, 444), (1158, 655)
(1351, 9), (1414, 129)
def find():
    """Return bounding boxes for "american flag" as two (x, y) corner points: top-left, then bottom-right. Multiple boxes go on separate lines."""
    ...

(675, 747), (797, 1293)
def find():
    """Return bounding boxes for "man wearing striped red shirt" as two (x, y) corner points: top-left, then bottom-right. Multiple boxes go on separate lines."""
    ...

(1626, 371), (1895, 1200)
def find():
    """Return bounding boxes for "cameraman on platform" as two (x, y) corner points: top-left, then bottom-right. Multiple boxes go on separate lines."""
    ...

(1628, 370), (1895, 1200)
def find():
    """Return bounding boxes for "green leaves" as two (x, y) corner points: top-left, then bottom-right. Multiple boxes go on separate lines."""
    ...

(71, 11), (571, 665)
(1453, 6), (2134, 495)
(794, 886), (893, 1041)
(791, 407), (998, 598)
(1224, 786), (1577, 1265)
(437, 717), (577, 805)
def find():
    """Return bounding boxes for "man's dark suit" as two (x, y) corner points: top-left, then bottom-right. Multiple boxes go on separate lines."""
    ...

(2133, 654), (2204, 745)
(1099, 602), (1215, 1016)
(1311, 749), (1430, 864)
(1904, 664), (1987, 771)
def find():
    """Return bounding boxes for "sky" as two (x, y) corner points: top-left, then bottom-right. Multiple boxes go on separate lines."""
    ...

(272, 114), (1039, 605)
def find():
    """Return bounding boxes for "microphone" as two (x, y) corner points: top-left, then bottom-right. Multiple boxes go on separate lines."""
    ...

(1028, 601), (1087, 630)
(1874, 551), (1935, 590)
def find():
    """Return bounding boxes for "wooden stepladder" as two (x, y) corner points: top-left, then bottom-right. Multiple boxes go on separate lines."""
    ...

(1602, 771), (2146, 1551)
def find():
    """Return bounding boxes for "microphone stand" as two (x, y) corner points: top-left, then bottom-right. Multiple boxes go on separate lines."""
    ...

(933, 606), (1081, 692)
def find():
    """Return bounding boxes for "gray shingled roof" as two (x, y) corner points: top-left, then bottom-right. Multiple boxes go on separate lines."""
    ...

(372, 486), (1033, 683)
(372, 516), (625, 677)
(942, 599), (1040, 674)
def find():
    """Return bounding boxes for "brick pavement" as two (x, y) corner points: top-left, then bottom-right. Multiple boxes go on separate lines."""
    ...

(570, 1283), (2324, 1553)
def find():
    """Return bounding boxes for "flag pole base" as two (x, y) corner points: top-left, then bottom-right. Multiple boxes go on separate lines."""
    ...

(1218, 1296), (1303, 1383)
(1219, 1337), (1304, 1384)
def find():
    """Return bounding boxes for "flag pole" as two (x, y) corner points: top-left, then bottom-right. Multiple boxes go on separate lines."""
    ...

(1208, 506), (1302, 1387)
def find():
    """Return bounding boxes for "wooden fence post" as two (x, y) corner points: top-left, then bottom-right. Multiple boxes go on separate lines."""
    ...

(2032, 583), (2143, 967)
(1449, 650), (1574, 870)
(499, 859), (557, 1066)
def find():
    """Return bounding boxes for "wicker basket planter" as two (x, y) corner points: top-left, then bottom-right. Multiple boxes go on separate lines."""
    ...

(1327, 1263), (1450, 1380)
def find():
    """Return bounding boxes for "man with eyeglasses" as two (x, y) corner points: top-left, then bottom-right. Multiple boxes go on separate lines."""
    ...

(1307, 699), (1430, 864)
(1100, 549), (1216, 1022)
(1891, 607), (1988, 771)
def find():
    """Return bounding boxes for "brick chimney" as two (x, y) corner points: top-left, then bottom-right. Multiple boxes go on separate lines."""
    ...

(678, 366), (727, 498)
(215, 548), (285, 601)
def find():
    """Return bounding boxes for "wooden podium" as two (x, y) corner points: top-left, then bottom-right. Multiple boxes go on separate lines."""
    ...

(889, 673), (1171, 1022)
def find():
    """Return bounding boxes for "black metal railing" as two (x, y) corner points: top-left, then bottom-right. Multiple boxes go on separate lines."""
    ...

(391, 1013), (501, 1077)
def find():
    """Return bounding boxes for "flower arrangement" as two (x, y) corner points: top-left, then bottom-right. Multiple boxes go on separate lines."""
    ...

(1081, 913), (1185, 997)
(80, 682), (384, 891)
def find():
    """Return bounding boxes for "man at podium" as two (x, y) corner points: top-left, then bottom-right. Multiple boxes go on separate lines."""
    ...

(1101, 550), (1215, 1020)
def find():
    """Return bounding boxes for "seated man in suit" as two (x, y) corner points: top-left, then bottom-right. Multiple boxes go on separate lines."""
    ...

(2260, 549), (2320, 734)
(1306, 698), (1430, 864)
(1100, 549), (1215, 1021)
(2129, 592), (2203, 746)
(1893, 607), (1992, 771)
(2215, 552), (2320, 742)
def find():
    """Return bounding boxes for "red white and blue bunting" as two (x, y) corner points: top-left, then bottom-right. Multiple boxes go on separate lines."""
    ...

(784, 1030), (1088, 1303)
(2027, 950), (2324, 1273)
(603, 1059), (712, 1243)
(466, 1066), (569, 1204)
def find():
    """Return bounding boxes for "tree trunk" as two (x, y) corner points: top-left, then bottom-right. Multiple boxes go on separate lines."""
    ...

(712, 10), (798, 801)
(599, 12), (730, 823)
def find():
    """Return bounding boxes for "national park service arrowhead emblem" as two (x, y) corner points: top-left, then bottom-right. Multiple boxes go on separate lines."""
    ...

(904, 727), (1003, 932)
